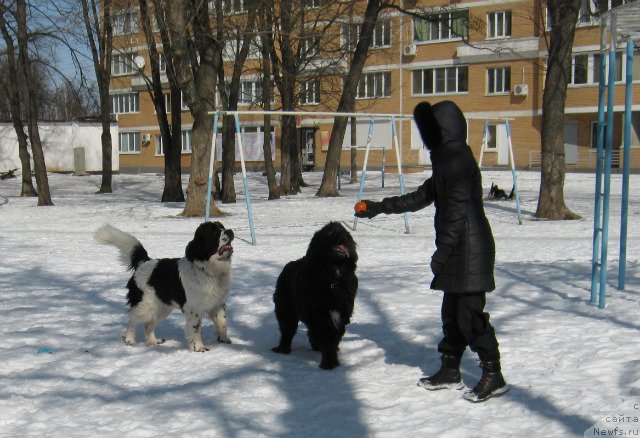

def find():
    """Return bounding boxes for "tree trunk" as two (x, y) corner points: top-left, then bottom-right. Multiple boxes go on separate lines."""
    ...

(221, 116), (237, 203)
(317, 0), (381, 197)
(168, 0), (223, 218)
(350, 116), (358, 183)
(0, 11), (36, 197)
(536, 0), (581, 220)
(139, 0), (184, 202)
(16, 0), (52, 205)
(258, 7), (280, 200)
(79, 0), (114, 194)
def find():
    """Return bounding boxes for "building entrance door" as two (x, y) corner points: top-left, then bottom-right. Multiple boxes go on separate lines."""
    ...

(301, 128), (316, 170)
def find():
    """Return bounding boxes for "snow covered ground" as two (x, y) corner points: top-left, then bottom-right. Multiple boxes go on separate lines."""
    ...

(0, 168), (638, 437)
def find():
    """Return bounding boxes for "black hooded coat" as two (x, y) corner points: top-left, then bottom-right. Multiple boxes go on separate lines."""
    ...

(376, 101), (495, 293)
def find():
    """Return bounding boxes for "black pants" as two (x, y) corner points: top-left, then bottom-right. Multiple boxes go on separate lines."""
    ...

(437, 292), (500, 362)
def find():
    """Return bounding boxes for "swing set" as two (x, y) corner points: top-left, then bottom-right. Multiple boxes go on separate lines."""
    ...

(203, 110), (524, 245)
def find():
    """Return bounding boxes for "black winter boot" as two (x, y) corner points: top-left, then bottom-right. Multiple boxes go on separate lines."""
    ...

(418, 355), (465, 390)
(463, 360), (509, 402)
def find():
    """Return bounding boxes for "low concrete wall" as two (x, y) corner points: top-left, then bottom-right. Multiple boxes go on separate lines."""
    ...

(0, 121), (119, 173)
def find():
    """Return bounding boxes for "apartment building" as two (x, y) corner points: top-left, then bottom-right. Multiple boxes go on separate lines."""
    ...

(110, 0), (640, 173)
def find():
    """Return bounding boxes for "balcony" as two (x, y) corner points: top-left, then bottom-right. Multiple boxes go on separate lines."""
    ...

(456, 37), (540, 63)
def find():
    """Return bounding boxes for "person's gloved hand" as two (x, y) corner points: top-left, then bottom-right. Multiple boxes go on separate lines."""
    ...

(430, 245), (453, 276)
(430, 259), (444, 276)
(354, 200), (381, 219)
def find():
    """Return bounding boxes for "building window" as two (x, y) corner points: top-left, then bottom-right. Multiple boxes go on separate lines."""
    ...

(181, 129), (192, 153)
(156, 134), (164, 156)
(111, 92), (140, 114)
(112, 11), (138, 36)
(180, 91), (190, 111)
(222, 0), (245, 14)
(237, 80), (263, 104)
(300, 80), (320, 104)
(342, 18), (391, 50)
(301, 35), (321, 57)
(572, 54), (589, 84)
(303, 0), (320, 9)
(156, 130), (189, 156)
(111, 53), (137, 76)
(594, 52), (623, 83)
(487, 11), (511, 38)
(412, 66), (468, 95)
(356, 71), (391, 99)
(487, 67), (511, 94)
(413, 10), (468, 43)
(486, 125), (497, 150)
(119, 132), (140, 153)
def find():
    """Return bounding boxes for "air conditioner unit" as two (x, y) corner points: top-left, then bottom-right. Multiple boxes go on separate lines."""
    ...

(403, 45), (417, 56)
(142, 133), (151, 142)
(513, 84), (529, 96)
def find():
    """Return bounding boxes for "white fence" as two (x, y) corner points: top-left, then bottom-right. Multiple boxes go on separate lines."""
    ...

(0, 121), (119, 173)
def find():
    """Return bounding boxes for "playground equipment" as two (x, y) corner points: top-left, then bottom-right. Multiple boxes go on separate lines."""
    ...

(477, 119), (523, 225)
(205, 110), (413, 243)
(590, 2), (639, 308)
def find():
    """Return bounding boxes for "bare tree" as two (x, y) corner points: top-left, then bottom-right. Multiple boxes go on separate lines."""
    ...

(0, 20), (36, 197)
(138, 0), (184, 202)
(257, 1), (279, 200)
(13, 0), (52, 205)
(213, 0), (258, 204)
(166, 0), (223, 218)
(316, 0), (383, 197)
(535, 0), (581, 219)
(79, 0), (114, 194)
(265, 0), (352, 195)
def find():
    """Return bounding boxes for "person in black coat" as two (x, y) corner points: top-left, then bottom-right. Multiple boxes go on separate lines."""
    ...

(355, 100), (508, 402)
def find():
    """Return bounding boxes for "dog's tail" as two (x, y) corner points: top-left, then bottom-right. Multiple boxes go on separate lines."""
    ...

(94, 224), (150, 270)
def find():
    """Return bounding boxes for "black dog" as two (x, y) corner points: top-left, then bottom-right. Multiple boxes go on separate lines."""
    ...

(272, 221), (358, 370)
(486, 182), (514, 201)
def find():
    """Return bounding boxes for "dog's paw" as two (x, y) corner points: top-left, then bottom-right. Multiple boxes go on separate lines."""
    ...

(319, 360), (340, 370)
(148, 338), (166, 345)
(122, 336), (135, 346)
(217, 336), (231, 344)
(271, 346), (291, 354)
(192, 345), (210, 352)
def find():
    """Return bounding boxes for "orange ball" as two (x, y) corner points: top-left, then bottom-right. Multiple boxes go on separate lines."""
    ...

(354, 201), (367, 214)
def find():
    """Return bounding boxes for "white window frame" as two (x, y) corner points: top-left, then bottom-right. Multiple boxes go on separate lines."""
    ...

(111, 92), (140, 114)
(302, 35), (321, 57)
(111, 53), (137, 76)
(411, 66), (469, 95)
(342, 17), (392, 50)
(356, 71), (391, 99)
(487, 67), (511, 94)
(181, 129), (192, 153)
(487, 10), (511, 39)
(119, 132), (140, 153)
(569, 51), (628, 86)
(112, 11), (138, 36)
(303, 0), (320, 9)
(300, 80), (320, 104)
(413, 10), (469, 43)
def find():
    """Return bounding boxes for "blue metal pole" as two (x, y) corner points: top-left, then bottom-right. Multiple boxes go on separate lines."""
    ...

(205, 112), (220, 223)
(505, 120), (522, 225)
(353, 117), (375, 230)
(233, 113), (256, 245)
(590, 54), (607, 305)
(599, 42), (617, 309)
(391, 117), (410, 234)
(618, 38), (633, 290)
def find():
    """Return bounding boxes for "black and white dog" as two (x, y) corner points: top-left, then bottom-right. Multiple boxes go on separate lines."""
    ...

(272, 221), (358, 369)
(94, 222), (234, 352)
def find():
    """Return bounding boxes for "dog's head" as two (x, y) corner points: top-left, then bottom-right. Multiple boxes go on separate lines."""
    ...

(307, 221), (358, 268)
(186, 221), (234, 263)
